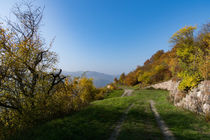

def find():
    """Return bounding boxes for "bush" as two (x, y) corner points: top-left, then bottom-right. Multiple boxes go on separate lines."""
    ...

(0, 76), (97, 139)
(94, 88), (107, 100)
(178, 72), (202, 91)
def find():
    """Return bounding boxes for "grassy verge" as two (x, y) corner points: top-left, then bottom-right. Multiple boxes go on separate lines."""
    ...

(10, 95), (136, 140)
(104, 89), (124, 99)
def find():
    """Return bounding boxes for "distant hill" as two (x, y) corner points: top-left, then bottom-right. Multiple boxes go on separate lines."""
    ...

(62, 71), (119, 88)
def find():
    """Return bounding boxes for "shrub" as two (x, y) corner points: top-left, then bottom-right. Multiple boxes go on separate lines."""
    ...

(94, 88), (107, 100)
(0, 76), (97, 139)
(178, 72), (202, 91)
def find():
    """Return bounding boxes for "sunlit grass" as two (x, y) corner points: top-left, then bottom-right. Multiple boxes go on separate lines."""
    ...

(104, 89), (124, 99)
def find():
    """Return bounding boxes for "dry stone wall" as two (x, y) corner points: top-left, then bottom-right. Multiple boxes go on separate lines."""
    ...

(150, 80), (179, 91)
(149, 80), (210, 115)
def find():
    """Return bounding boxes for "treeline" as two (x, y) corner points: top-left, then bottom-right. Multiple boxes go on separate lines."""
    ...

(116, 23), (209, 91)
(0, 2), (110, 138)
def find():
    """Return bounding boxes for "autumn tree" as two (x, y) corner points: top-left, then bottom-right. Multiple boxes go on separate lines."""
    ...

(197, 23), (210, 80)
(114, 77), (118, 83)
(135, 50), (172, 86)
(170, 25), (210, 91)
(54, 77), (96, 111)
(119, 73), (126, 85)
(114, 23), (208, 90)
(125, 71), (138, 86)
(149, 50), (164, 63)
(0, 2), (66, 133)
(168, 46), (181, 77)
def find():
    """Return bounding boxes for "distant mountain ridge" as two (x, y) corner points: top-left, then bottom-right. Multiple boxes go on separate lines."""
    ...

(62, 71), (119, 88)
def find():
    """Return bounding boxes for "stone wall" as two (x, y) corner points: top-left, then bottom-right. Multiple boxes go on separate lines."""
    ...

(150, 80), (179, 91)
(149, 80), (210, 115)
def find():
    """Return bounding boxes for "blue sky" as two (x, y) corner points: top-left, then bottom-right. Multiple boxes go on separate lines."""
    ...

(0, 0), (210, 75)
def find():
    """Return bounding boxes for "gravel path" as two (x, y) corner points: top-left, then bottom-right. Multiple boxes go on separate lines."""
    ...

(150, 100), (175, 140)
(121, 89), (133, 97)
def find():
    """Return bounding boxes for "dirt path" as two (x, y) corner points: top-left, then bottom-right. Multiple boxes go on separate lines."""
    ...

(109, 90), (175, 140)
(150, 100), (175, 140)
(108, 103), (134, 140)
(108, 89), (134, 140)
(121, 89), (133, 97)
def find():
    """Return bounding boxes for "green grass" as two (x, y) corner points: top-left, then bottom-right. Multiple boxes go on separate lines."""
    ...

(9, 89), (210, 140)
(132, 89), (210, 140)
(153, 90), (210, 140)
(117, 100), (163, 140)
(10, 96), (137, 140)
(104, 89), (124, 99)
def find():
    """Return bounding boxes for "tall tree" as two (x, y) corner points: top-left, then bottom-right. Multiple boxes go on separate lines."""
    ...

(0, 2), (65, 116)
(170, 26), (206, 91)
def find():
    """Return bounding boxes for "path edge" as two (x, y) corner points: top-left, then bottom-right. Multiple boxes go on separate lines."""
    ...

(150, 100), (175, 140)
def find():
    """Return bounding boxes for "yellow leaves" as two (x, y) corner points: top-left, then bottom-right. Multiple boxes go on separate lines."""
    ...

(171, 26), (197, 39)
(154, 65), (164, 72)
(179, 26), (197, 33)
(138, 71), (151, 84)
(77, 77), (94, 103)
(64, 78), (70, 85)
(178, 71), (202, 91)
(170, 26), (197, 45)
(53, 76), (96, 112)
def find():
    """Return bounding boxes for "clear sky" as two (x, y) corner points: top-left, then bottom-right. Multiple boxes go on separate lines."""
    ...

(0, 0), (210, 75)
